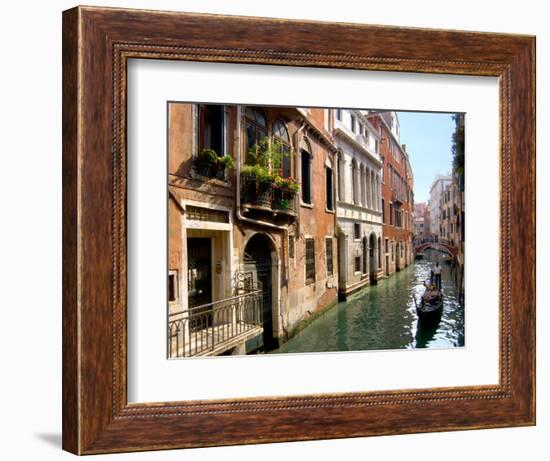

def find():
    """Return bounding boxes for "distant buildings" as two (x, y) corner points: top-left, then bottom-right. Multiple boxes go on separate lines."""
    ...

(413, 202), (427, 241)
(428, 174), (452, 240)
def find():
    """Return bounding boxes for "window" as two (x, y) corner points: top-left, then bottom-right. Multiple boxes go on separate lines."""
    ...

(326, 167), (334, 211)
(168, 271), (178, 302)
(198, 104), (224, 155)
(385, 238), (389, 253)
(301, 149), (312, 204)
(350, 114), (356, 133)
(389, 204), (394, 225)
(382, 199), (386, 223)
(305, 239), (315, 284)
(351, 161), (357, 203)
(354, 256), (361, 273)
(337, 153), (344, 201)
(354, 223), (361, 239)
(245, 106), (267, 153)
(273, 118), (291, 177)
(326, 238), (334, 276)
(336, 109), (343, 121)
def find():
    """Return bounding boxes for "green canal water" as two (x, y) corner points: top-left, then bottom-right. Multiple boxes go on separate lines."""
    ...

(272, 248), (465, 354)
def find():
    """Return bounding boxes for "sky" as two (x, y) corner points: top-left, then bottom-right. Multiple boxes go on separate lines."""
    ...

(395, 111), (456, 203)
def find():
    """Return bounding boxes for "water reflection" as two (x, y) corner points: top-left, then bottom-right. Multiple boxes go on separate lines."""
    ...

(273, 248), (464, 354)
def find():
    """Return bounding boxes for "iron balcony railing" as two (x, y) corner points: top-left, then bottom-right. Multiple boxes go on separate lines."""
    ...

(392, 189), (406, 204)
(240, 173), (297, 215)
(168, 289), (263, 358)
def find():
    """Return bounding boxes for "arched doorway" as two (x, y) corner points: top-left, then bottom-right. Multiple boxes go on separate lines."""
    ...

(369, 233), (377, 284)
(362, 236), (368, 275)
(244, 234), (275, 350)
(377, 236), (382, 273)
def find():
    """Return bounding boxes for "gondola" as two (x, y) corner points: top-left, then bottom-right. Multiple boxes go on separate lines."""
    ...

(415, 282), (443, 319)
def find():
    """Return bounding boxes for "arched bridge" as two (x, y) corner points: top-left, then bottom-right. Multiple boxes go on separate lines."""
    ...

(414, 241), (458, 257)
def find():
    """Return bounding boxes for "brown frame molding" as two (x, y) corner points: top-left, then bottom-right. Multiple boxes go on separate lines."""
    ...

(62, 5), (535, 455)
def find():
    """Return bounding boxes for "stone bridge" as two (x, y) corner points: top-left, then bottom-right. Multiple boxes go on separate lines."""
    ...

(414, 241), (458, 257)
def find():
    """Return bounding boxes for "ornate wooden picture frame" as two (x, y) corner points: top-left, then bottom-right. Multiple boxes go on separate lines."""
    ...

(62, 6), (535, 454)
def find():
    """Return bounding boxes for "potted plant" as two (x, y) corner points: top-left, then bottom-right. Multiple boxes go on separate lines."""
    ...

(242, 137), (296, 210)
(197, 148), (219, 177)
(216, 154), (235, 170)
(241, 164), (274, 208)
(197, 149), (234, 180)
(272, 176), (299, 211)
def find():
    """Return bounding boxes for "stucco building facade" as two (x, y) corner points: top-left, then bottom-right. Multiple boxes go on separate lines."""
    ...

(167, 103), (338, 357)
(332, 109), (383, 300)
(428, 174), (452, 240)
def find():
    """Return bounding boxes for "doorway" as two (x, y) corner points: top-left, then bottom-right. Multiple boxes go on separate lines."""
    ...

(187, 237), (212, 331)
(244, 234), (274, 350)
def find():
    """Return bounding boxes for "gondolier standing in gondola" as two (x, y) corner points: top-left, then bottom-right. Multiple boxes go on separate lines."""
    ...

(433, 262), (442, 290)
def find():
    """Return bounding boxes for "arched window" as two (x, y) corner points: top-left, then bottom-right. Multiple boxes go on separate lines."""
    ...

(272, 118), (291, 177)
(300, 138), (313, 205)
(325, 158), (334, 211)
(365, 168), (372, 208)
(351, 160), (357, 204)
(245, 107), (267, 155)
(337, 152), (345, 202)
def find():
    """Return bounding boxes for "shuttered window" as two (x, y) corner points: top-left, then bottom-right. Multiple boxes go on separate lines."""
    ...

(326, 238), (333, 276)
(305, 239), (315, 284)
(354, 256), (361, 273)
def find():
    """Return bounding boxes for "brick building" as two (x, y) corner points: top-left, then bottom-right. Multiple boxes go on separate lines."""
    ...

(367, 111), (414, 276)
(167, 103), (338, 357)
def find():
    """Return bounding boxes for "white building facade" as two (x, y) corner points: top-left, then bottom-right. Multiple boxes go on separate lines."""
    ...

(332, 109), (383, 299)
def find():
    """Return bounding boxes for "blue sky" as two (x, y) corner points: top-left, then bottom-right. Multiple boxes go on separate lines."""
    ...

(396, 111), (456, 203)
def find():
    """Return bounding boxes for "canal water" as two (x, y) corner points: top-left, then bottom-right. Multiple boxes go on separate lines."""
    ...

(273, 248), (464, 354)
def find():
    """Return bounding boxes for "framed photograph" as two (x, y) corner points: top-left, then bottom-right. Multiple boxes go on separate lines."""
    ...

(62, 6), (535, 454)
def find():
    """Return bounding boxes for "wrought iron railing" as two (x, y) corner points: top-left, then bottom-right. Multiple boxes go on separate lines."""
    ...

(392, 190), (406, 204)
(168, 289), (263, 358)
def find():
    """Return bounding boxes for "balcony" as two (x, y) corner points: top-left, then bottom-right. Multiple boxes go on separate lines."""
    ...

(240, 173), (298, 218)
(392, 190), (406, 204)
(168, 289), (263, 358)
(333, 124), (381, 166)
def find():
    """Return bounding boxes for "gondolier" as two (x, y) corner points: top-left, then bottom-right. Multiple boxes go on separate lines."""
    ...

(433, 262), (442, 289)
